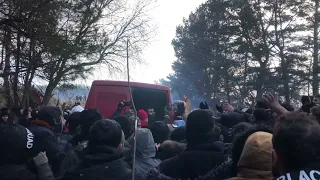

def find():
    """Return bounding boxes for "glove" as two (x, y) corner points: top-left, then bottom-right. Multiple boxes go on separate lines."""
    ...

(33, 152), (48, 166)
(199, 101), (209, 109)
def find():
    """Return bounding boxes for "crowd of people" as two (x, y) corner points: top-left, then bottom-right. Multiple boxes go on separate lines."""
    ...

(1, 94), (320, 180)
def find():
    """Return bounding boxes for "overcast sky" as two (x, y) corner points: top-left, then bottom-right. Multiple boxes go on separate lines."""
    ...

(132, 0), (206, 83)
(86, 0), (206, 85)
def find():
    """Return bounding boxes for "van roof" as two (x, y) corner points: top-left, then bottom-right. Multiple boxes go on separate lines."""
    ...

(92, 80), (171, 91)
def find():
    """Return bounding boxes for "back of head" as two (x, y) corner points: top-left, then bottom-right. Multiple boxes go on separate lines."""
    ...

(233, 122), (253, 137)
(301, 96), (311, 105)
(158, 140), (186, 160)
(149, 121), (170, 144)
(0, 123), (34, 165)
(280, 103), (294, 112)
(170, 126), (186, 142)
(220, 112), (246, 128)
(68, 112), (82, 135)
(114, 115), (132, 139)
(174, 100), (186, 118)
(185, 110), (215, 145)
(135, 128), (156, 158)
(273, 113), (320, 171)
(37, 106), (62, 132)
(88, 119), (122, 148)
(79, 109), (102, 141)
(255, 100), (269, 109)
(253, 108), (273, 124)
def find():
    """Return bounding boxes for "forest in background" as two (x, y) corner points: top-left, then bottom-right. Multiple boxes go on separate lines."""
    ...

(160, 0), (320, 107)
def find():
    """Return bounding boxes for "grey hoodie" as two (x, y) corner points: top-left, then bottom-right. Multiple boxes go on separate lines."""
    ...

(133, 128), (161, 180)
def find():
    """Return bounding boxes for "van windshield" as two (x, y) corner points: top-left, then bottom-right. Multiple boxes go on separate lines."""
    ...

(132, 87), (168, 123)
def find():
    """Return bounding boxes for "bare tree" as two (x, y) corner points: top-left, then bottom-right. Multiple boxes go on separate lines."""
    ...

(36, 0), (155, 105)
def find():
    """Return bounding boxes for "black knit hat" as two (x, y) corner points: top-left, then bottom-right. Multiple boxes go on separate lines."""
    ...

(170, 126), (186, 142)
(185, 110), (216, 145)
(0, 123), (34, 164)
(38, 106), (62, 127)
(149, 121), (170, 144)
(79, 109), (103, 141)
(88, 119), (122, 148)
(1, 108), (9, 117)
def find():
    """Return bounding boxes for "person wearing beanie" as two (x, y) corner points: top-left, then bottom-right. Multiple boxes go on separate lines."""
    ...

(149, 121), (170, 144)
(114, 115), (133, 139)
(28, 106), (65, 175)
(129, 128), (161, 180)
(170, 126), (186, 142)
(61, 119), (132, 180)
(59, 109), (103, 177)
(137, 109), (148, 128)
(71, 109), (102, 146)
(114, 115), (132, 162)
(158, 110), (227, 179)
(0, 123), (38, 180)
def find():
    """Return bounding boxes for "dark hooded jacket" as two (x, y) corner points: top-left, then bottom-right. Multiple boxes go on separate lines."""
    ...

(146, 159), (233, 180)
(61, 145), (132, 180)
(158, 141), (227, 179)
(28, 123), (65, 175)
(132, 128), (161, 180)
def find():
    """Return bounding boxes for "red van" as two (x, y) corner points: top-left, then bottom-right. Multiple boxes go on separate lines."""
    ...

(85, 80), (173, 123)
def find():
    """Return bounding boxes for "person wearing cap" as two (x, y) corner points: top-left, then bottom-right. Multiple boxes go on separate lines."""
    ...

(28, 106), (65, 175)
(137, 109), (148, 128)
(157, 110), (227, 179)
(61, 119), (132, 180)
(59, 109), (103, 177)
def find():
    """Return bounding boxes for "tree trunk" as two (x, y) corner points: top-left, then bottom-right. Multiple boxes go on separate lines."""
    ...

(313, 0), (320, 95)
(22, 37), (34, 107)
(42, 81), (57, 105)
(274, 0), (290, 103)
(13, 31), (21, 106)
(3, 29), (13, 107)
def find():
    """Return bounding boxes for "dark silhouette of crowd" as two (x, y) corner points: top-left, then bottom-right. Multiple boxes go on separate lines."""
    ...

(1, 95), (320, 180)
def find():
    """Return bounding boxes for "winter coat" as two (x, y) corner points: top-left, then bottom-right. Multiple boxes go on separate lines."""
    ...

(28, 124), (65, 175)
(159, 141), (227, 179)
(0, 164), (37, 180)
(227, 131), (273, 180)
(123, 139), (131, 163)
(275, 163), (320, 180)
(133, 128), (161, 180)
(61, 145), (132, 180)
(59, 141), (88, 177)
(146, 159), (233, 180)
